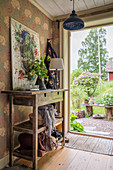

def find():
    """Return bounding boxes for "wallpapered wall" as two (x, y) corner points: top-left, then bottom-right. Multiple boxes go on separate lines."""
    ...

(0, 0), (59, 159)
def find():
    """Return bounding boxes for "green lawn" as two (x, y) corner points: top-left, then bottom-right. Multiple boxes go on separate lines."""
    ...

(80, 105), (105, 116)
(71, 80), (113, 117)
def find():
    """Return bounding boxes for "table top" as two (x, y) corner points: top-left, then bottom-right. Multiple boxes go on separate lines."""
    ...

(1, 89), (68, 95)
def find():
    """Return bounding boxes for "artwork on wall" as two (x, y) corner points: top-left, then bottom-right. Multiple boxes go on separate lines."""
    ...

(11, 18), (40, 89)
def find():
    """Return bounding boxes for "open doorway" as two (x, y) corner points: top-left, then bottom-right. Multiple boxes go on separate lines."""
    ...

(70, 25), (113, 138)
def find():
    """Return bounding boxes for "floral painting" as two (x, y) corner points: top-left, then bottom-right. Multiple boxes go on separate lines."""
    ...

(11, 18), (40, 89)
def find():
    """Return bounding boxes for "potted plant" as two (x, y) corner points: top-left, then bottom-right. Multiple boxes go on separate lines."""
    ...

(25, 54), (49, 90)
(84, 99), (89, 104)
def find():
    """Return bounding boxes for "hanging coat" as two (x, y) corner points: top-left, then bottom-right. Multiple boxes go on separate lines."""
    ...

(45, 41), (58, 89)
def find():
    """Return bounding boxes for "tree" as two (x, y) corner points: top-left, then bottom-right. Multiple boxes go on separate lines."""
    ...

(73, 72), (102, 97)
(78, 28), (109, 78)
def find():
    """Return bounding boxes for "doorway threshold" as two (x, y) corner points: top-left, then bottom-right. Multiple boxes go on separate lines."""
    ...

(70, 131), (113, 140)
(65, 132), (113, 156)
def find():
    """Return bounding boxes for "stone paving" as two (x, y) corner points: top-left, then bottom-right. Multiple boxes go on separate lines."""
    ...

(77, 116), (113, 137)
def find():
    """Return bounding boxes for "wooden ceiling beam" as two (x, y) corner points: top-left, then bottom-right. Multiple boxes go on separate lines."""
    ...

(54, 3), (113, 21)
(29, 0), (113, 22)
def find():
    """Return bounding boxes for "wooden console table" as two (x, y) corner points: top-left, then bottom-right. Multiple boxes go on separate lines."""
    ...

(2, 89), (68, 170)
(82, 104), (113, 120)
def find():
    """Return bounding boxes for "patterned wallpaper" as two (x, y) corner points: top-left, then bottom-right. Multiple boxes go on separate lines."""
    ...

(0, 0), (59, 159)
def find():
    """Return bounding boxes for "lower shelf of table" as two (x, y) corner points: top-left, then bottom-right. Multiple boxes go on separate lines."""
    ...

(13, 137), (63, 161)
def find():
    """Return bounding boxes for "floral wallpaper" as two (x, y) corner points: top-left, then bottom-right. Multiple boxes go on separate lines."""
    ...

(0, 0), (59, 160)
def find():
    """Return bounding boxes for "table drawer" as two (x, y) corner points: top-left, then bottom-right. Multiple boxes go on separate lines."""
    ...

(38, 91), (63, 106)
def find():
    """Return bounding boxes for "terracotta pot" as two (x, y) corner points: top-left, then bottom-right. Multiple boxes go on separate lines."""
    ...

(84, 100), (89, 104)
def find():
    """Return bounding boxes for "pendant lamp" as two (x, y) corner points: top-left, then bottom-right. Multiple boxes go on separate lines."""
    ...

(63, 0), (84, 31)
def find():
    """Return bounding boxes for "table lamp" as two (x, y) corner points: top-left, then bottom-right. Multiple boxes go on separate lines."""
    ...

(49, 58), (64, 89)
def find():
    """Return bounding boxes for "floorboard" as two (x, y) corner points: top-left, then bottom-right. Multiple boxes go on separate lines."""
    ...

(10, 147), (113, 170)
(65, 133), (113, 155)
(38, 148), (113, 170)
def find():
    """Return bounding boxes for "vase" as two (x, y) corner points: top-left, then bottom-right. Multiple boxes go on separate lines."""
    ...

(35, 78), (46, 90)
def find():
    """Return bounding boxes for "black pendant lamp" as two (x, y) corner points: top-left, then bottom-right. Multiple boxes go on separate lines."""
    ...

(63, 0), (84, 31)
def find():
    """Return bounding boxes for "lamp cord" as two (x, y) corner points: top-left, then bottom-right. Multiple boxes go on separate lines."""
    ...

(73, 0), (74, 11)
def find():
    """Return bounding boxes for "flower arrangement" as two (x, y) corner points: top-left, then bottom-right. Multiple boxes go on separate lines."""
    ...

(103, 93), (113, 106)
(25, 54), (49, 80)
(73, 72), (102, 97)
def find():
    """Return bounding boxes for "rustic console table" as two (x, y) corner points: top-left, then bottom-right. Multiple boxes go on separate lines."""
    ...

(82, 104), (113, 120)
(2, 89), (68, 170)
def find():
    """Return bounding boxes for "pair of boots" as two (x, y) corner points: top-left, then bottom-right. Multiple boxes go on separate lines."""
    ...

(18, 132), (46, 157)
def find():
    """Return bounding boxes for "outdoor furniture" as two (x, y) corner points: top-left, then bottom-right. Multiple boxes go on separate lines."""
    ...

(82, 104), (113, 120)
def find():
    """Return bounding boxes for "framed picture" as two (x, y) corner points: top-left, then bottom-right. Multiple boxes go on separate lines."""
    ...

(11, 18), (40, 89)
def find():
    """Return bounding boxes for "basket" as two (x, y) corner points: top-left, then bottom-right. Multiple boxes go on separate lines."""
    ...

(29, 113), (43, 126)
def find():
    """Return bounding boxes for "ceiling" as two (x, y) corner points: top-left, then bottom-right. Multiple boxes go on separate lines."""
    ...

(32, 0), (113, 18)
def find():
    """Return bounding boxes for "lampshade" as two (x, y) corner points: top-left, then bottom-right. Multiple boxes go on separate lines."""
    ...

(63, 0), (84, 31)
(49, 58), (64, 70)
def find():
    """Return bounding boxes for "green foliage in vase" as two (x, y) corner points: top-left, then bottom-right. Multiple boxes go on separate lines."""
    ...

(70, 114), (85, 133)
(25, 54), (49, 80)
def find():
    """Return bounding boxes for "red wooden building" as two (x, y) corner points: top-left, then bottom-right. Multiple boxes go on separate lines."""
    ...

(106, 61), (113, 81)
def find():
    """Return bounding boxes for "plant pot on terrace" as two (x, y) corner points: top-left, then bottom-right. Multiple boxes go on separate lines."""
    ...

(84, 99), (89, 104)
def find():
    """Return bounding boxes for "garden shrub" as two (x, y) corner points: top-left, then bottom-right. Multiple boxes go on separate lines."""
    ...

(103, 93), (113, 106)
(71, 85), (86, 110)
(70, 114), (85, 133)
(73, 72), (102, 97)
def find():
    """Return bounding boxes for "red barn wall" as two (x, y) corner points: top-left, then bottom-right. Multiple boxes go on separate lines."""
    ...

(109, 72), (113, 81)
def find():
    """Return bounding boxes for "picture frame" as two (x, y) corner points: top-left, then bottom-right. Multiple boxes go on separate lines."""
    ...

(11, 18), (40, 90)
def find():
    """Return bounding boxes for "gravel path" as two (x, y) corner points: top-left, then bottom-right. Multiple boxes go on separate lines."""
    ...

(77, 117), (113, 137)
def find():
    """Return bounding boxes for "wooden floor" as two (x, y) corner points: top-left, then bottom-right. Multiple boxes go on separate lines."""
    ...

(65, 133), (113, 155)
(7, 134), (113, 170)
(17, 147), (113, 170)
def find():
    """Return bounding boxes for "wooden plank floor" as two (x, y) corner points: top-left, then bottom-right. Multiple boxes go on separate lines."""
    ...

(15, 147), (113, 170)
(65, 133), (113, 155)
(10, 133), (113, 169)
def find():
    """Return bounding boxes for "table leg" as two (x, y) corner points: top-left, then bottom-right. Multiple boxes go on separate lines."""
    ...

(105, 108), (112, 120)
(33, 94), (38, 170)
(86, 106), (93, 116)
(9, 95), (14, 167)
